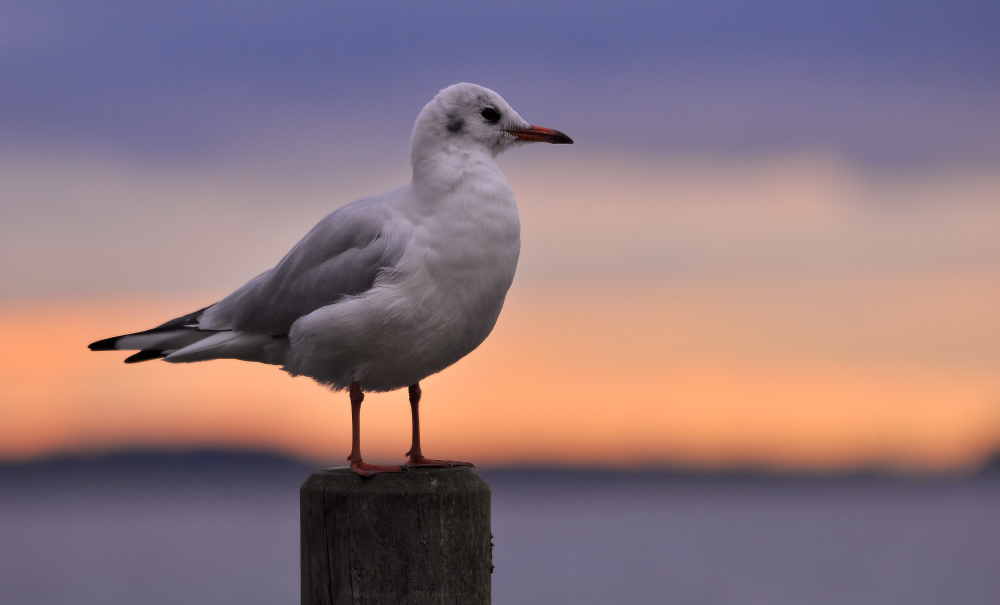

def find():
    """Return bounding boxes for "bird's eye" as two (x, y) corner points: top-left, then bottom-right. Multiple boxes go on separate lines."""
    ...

(480, 107), (501, 124)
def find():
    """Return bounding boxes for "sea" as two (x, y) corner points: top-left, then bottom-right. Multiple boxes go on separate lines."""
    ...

(1, 451), (998, 605)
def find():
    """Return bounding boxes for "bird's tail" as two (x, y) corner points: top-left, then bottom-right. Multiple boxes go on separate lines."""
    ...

(88, 306), (213, 363)
(89, 305), (285, 365)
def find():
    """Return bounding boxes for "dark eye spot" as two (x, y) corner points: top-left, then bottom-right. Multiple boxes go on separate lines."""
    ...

(446, 112), (464, 133)
(480, 107), (501, 124)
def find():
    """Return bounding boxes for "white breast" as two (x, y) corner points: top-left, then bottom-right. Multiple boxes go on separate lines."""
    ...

(283, 156), (521, 392)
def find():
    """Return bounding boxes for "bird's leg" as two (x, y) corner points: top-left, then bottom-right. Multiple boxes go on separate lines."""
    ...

(348, 381), (405, 477)
(404, 383), (439, 465)
(405, 382), (474, 468)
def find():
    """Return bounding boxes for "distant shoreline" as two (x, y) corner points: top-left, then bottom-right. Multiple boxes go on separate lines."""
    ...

(2, 448), (997, 484)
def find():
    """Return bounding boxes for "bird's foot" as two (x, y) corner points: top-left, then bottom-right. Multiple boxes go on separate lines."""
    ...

(350, 460), (407, 477)
(405, 455), (475, 469)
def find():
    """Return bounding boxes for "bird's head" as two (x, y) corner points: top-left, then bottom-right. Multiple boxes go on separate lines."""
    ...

(411, 83), (572, 163)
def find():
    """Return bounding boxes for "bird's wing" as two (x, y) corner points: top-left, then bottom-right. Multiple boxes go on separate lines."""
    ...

(199, 195), (410, 336)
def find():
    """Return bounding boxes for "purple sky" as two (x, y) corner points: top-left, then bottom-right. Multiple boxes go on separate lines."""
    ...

(3, 0), (999, 167)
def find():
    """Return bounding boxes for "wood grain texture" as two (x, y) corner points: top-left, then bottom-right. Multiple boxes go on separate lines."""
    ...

(301, 467), (492, 605)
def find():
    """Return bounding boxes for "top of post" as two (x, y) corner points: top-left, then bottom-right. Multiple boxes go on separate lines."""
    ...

(301, 466), (490, 496)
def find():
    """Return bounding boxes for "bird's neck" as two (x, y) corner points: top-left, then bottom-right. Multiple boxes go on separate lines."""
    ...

(410, 145), (501, 193)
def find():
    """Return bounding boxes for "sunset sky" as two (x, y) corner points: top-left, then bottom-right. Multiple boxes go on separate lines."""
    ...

(2, 1), (999, 471)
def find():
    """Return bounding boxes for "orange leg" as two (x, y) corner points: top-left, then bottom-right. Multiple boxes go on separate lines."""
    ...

(405, 382), (474, 468)
(348, 381), (405, 477)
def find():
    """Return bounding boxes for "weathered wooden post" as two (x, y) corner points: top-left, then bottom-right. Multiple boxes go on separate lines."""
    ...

(301, 466), (492, 605)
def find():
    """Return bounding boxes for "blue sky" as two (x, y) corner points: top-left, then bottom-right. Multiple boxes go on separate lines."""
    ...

(4, 0), (999, 166)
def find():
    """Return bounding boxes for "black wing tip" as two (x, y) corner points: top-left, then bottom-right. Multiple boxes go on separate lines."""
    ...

(89, 336), (120, 351)
(88, 305), (213, 352)
(124, 350), (167, 364)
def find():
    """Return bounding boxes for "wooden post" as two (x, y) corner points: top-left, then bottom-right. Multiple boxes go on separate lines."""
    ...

(301, 466), (492, 605)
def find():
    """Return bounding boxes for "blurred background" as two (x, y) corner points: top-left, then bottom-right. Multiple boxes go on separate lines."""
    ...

(2, 1), (999, 604)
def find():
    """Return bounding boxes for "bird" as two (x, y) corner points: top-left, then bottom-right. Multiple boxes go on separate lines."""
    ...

(89, 83), (573, 476)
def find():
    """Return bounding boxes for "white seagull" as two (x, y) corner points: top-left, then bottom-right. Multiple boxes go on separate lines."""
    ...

(89, 83), (572, 476)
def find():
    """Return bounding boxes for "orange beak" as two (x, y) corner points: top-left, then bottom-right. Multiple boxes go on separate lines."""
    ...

(506, 125), (574, 144)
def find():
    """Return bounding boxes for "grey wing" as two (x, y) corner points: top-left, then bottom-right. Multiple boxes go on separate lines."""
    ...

(199, 197), (409, 336)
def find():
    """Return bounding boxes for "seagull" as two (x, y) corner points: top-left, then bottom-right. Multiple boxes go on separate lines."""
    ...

(89, 83), (572, 476)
